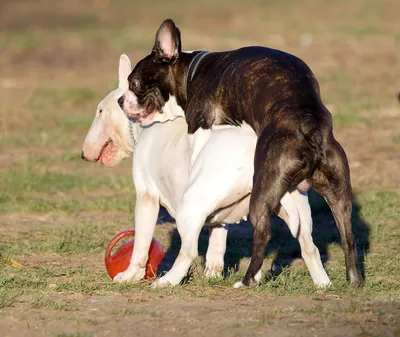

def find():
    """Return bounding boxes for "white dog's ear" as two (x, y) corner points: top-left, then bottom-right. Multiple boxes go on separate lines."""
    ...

(153, 19), (181, 63)
(118, 54), (131, 89)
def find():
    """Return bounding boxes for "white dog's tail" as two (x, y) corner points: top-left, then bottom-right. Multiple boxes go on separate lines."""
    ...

(280, 192), (300, 238)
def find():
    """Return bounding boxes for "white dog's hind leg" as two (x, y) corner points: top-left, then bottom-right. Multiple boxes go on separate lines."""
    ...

(279, 192), (300, 238)
(204, 224), (228, 278)
(291, 190), (331, 288)
(113, 193), (160, 283)
(188, 128), (212, 168)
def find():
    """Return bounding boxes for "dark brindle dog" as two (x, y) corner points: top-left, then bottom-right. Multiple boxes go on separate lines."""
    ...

(119, 19), (363, 287)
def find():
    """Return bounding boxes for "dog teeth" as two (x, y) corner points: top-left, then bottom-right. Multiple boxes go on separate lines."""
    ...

(243, 216), (247, 221)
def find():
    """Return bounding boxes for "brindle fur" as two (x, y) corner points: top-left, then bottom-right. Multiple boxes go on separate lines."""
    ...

(126, 19), (363, 287)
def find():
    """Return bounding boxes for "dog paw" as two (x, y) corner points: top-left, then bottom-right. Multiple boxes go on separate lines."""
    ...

(151, 271), (184, 288)
(204, 262), (224, 278)
(315, 279), (332, 289)
(151, 277), (174, 289)
(233, 270), (262, 289)
(233, 281), (245, 289)
(316, 282), (332, 289)
(113, 267), (145, 283)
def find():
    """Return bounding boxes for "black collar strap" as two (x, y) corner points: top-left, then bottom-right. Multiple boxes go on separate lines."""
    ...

(185, 51), (209, 101)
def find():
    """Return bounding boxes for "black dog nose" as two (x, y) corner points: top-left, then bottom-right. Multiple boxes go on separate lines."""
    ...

(81, 151), (88, 161)
(118, 96), (124, 109)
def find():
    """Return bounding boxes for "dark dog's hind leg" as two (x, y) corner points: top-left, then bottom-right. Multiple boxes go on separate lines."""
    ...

(237, 133), (307, 288)
(311, 138), (363, 286)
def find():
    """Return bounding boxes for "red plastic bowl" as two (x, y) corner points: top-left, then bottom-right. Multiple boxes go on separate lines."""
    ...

(104, 229), (164, 280)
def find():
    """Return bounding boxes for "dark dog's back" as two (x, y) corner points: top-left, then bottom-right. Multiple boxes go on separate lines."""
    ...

(187, 46), (328, 135)
(187, 46), (330, 188)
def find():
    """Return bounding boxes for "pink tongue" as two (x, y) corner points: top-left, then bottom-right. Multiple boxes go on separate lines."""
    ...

(100, 142), (113, 163)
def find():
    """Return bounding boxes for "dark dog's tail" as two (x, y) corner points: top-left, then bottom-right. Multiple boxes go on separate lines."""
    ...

(299, 114), (323, 175)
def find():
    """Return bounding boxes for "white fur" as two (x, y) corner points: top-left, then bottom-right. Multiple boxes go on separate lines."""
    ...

(122, 90), (185, 126)
(118, 54), (131, 89)
(204, 225), (228, 277)
(81, 56), (134, 167)
(83, 55), (331, 288)
(291, 190), (331, 287)
(188, 128), (212, 168)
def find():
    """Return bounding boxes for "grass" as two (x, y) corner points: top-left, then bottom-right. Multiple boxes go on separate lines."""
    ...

(392, 133), (400, 144)
(0, 186), (399, 307)
(332, 112), (372, 126)
(29, 87), (96, 111)
(0, 154), (133, 213)
(0, 256), (398, 310)
(0, 221), (130, 255)
(31, 297), (74, 311)
(112, 308), (162, 317)
(1, 0), (400, 335)
(55, 333), (93, 337)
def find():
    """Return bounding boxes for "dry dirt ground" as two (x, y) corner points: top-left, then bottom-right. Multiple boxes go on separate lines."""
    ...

(0, 0), (399, 336)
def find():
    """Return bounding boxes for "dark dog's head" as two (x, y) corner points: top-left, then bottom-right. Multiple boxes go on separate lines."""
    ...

(118, 19), (186, 125)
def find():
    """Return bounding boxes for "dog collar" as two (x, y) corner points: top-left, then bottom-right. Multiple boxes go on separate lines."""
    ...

(128, 118), (137, 148)
(185, 51), (209, 101)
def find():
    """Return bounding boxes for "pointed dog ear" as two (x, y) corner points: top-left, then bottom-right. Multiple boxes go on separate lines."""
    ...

(152, 19), (181, 63)
(118, 54), (131, 90)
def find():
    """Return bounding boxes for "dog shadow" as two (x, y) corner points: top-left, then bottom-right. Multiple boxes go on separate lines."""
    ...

(157, 189), (370, 282)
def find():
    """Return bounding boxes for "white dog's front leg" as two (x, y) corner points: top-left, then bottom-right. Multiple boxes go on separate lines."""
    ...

(113, 193), (160, 283)
(188, 128), (212, 168)
(204, 224), (228, 277)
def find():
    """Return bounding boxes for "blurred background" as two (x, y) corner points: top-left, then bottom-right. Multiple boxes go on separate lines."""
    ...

(1, 0), (399, 213)
(0, 1), (399, 335)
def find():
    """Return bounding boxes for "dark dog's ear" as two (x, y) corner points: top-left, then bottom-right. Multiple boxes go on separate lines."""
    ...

(153, 19), (181, 63)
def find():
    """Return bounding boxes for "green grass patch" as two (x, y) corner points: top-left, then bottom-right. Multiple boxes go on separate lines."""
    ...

(392, 133), (400, 144)
(0, 194), (134, 214)
(2, 164), (130, 192)
(357, 189), (400, 230)
(0, 132), (51, 148)
(333, 111), (372, 126)
(56, 333), (93, 337)
(340, 25), (386, 37)
(0, 31), (46, 51)
(331, 98), (377, 126)
(31, 296), (74, 311)
(0, 154), (133, 213)
(0, 244), (399, 310)
(0, 221), (130, 255)
(0, 113), (94, 149)
(29, 87), (96, 111)
(112, 308), (162, 317)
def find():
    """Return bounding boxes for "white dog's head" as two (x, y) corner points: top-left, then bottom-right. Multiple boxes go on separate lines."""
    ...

(81, 55), (134, 167)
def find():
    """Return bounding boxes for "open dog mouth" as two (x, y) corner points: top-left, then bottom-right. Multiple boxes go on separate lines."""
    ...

(96, 138), (112, 162)
(128, 101), (156, 121)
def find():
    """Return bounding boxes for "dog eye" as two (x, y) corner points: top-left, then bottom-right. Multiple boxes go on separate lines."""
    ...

(131, 79), (140, 90)
(98, 109), (103, 115)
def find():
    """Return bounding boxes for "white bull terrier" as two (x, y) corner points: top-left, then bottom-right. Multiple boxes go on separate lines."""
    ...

(81, 54), (331, 288)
